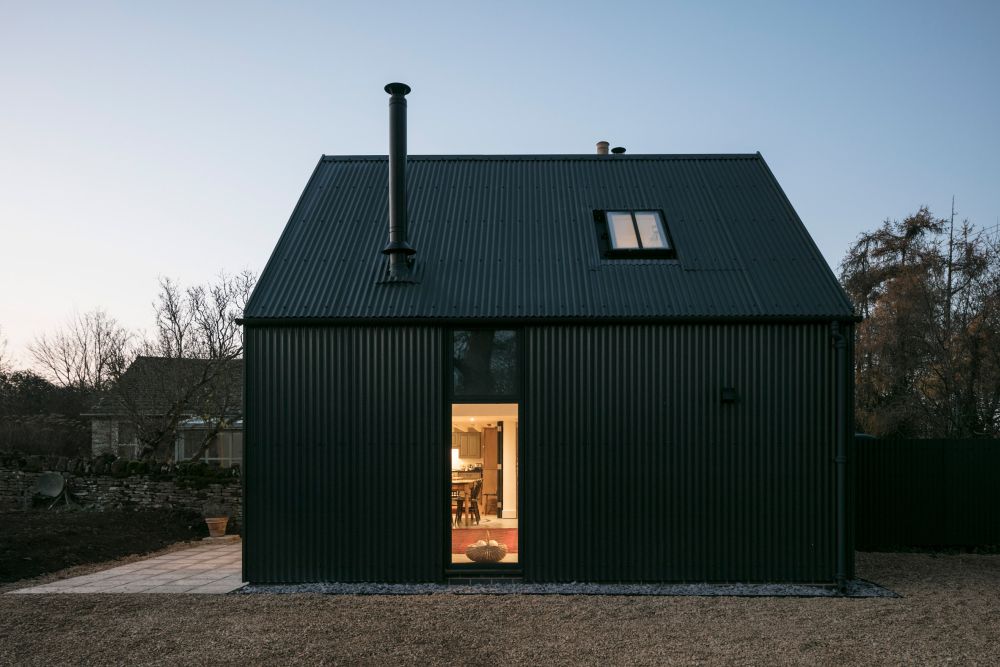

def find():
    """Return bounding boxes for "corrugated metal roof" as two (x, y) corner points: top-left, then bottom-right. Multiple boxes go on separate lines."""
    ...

(244, 154), (855, 321)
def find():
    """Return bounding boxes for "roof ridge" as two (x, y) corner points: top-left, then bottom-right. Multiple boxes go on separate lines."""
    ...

(320, 153), (762, 162)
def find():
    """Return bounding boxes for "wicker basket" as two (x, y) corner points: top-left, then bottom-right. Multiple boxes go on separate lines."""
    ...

(464, 531), (508, 563)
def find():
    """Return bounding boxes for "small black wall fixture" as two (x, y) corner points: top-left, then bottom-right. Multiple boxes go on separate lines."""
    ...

(382, 82), (416, 280)
(720, 387), (738, 403)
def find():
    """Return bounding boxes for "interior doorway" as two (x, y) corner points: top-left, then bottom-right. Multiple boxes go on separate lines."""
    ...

(450, 403), (518, 565)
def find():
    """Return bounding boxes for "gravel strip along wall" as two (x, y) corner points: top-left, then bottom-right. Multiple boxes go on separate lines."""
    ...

(238, 580), (897, 597)
(0, 457), (241, 526)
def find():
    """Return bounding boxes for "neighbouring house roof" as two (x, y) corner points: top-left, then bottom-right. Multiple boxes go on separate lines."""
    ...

(244, 154), (855, 322)
(87, 357), (243, 417)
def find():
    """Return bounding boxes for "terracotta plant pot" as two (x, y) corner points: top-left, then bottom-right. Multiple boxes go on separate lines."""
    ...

(204, 517), (229, 538)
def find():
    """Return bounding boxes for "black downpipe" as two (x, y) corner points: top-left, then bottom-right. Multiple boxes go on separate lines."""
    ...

(831, 321), (848, 592)
(382, 82), (416, 280)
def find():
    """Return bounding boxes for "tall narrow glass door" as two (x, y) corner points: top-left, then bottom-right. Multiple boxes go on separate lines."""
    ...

(450, 403), (518, 565)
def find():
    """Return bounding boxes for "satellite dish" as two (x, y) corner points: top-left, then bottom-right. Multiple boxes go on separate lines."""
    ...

(30, 472), (79, 509)
(33, 472), (65, 498)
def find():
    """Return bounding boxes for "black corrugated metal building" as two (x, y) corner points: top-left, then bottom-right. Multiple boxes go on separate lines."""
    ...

(241, 85), (857, 586)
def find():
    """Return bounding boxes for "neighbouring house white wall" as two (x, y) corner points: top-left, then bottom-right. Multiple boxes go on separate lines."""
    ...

(90, 418), (114, 456)
(502, 419), (517, 518)
(91, 418), (142, 458)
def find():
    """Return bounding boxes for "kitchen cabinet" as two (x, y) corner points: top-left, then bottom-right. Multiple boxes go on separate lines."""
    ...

(452, 431), (482, 458)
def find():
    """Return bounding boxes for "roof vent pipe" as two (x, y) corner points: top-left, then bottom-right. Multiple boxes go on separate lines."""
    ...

(596, 141), (609, 155)
(611, 146), (626, 154)
(382, 82), (416, 279)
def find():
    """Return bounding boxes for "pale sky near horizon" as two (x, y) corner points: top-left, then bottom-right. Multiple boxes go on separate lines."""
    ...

(2, 1), (998, 368)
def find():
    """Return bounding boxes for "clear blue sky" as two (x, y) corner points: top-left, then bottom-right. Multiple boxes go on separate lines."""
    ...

(1, 1), (998, 366)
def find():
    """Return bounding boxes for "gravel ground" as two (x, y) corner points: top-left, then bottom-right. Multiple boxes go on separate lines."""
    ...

(1, 551), (998, 665)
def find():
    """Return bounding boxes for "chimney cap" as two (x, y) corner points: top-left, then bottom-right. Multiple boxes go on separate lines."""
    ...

(611, 146), (626, 154)
(596, 141), (610, 155)
(384, 82), (411, 96)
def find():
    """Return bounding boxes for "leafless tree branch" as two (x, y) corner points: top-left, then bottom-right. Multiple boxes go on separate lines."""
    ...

(28, 310), (134, 393)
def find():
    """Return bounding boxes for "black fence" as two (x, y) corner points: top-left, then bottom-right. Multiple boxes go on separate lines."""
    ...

(856, 437), (1000, 549)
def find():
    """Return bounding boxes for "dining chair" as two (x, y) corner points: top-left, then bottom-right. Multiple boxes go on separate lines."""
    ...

(451, 488), (465, 526)
(465, 479), (483, 526)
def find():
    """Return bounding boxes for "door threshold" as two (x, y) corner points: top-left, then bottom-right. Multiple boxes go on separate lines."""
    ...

(445, 570), (523, 586)
(445, 566), (522, 583)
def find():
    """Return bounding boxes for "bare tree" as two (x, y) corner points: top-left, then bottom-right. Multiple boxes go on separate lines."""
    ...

(111, 356), (240, 460)
(152, 269), (253, 362)
(153, 277), (194, 358)
(28, 310), (134, 393)
(181, 270), (253, 462)
(0, 325), (10, 374)
(182, 359), (242, 464)
(115, 271), (255, 459)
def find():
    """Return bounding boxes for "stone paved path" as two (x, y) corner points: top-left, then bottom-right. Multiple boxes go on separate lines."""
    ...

(7, 539), (244, 594)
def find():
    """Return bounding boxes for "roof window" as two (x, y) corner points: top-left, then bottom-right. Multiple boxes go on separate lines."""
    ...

(596, 210), (676, 258)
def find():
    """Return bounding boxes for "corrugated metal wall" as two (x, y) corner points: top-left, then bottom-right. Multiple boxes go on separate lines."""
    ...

(521, 323), (844, 583)
(243, 325), (444, 583)
(245, 321), (849, 583)
(856, 438), (1000, 549)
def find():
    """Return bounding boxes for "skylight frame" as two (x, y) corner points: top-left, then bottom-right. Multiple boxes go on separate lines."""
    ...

(594, 209), (677, 259)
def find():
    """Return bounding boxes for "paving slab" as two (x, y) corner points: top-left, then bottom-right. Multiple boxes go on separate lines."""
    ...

(144, 585), (200, 594)
(6, 540), (245, 595)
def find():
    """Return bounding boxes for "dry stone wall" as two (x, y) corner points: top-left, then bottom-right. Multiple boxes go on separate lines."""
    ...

(0, 453), (242, 528)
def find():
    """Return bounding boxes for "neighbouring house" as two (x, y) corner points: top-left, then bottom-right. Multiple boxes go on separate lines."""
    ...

(87, 356), (243, 467)
(240, 83), (857, 586)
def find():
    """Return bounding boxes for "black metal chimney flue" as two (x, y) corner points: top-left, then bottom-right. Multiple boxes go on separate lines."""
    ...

(382, 82), (415, 279)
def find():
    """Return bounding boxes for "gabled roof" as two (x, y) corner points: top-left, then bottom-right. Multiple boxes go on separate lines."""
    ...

(244, 154), (855, 321)
(88, 357), (243, 416)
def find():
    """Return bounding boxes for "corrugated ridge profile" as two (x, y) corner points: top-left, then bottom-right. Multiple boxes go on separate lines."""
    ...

(521, 323), (839, 583)
(243, 325), (444, 583)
